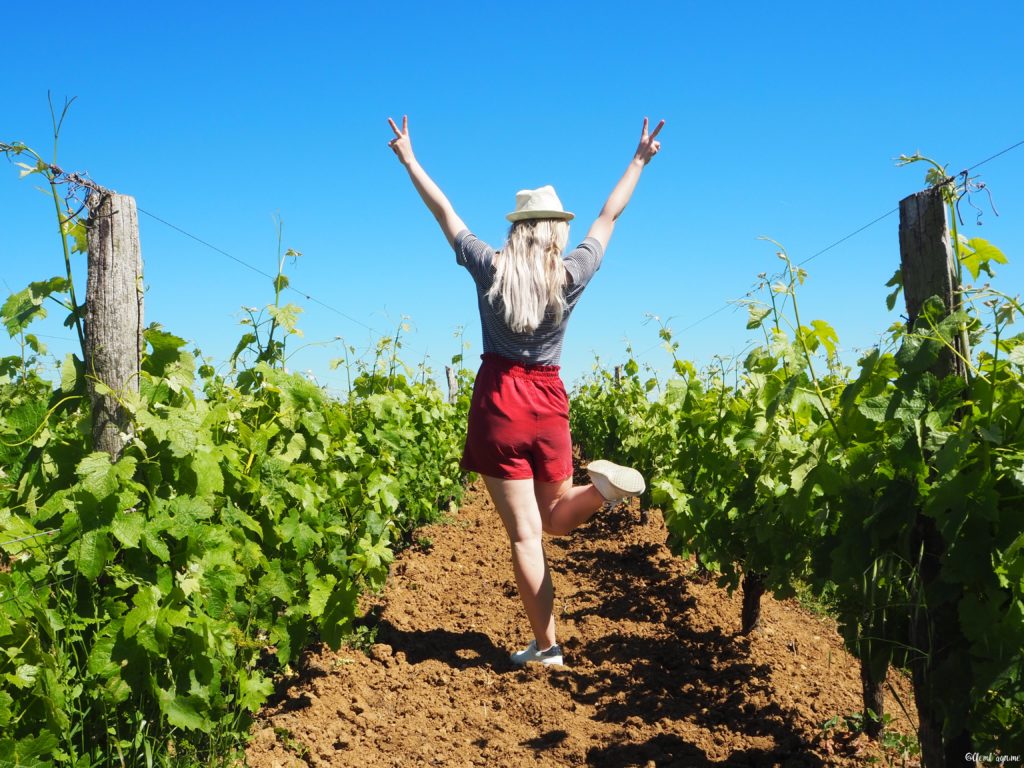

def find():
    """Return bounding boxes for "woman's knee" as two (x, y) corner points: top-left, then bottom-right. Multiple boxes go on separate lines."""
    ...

(506, 516), (544, 544)
(542, 519), (572, 537)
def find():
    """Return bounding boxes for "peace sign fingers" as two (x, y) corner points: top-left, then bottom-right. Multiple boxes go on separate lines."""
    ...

(387, 115), (415, 166)
(388, 115), (408, 138)
(635, 117), (666, 165)
(640, 116), (665, 140)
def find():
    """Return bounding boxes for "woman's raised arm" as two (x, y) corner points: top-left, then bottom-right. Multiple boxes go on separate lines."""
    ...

(388, 116), (467, 247)
(587, 117), (665, 251)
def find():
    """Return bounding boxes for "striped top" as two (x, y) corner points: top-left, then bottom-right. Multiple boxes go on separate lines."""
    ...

(454, 229), (603, 366)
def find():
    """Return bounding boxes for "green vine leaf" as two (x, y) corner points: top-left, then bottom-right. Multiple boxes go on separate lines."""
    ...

(747, 304), (771, 330)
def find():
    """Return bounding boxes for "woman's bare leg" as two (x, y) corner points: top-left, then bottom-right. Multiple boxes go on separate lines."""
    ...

(483, 475), (557, 650)
(535, 478), (606, 537)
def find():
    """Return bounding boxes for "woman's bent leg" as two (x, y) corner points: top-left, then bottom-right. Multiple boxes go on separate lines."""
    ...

(483, 475), (556, 650)
(535, 477), (605, 537)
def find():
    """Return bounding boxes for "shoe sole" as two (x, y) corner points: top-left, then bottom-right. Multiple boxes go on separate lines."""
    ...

(511, 656), (564, 667)
(510, 647), (565, 667)
(586, 460), (646, 495)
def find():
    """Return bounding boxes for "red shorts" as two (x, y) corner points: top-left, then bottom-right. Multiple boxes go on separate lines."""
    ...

(461, 353), (573, 482)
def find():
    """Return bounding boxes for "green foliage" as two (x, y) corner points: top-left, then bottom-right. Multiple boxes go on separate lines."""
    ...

(959, 236), (1007, 281)
(0, 325), (469, 767)
(822, 710), (922, 766)
(1, 122), (473, 765)
(2, 128), (88, 354)
(572, 240), (1024, 752)
(1, 278), (69, 337)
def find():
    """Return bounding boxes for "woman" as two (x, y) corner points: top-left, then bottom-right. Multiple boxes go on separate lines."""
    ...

(387, 115), (664, 667)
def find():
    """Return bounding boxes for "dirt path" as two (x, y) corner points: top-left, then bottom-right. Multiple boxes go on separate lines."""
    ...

(246, 479), (917, 767)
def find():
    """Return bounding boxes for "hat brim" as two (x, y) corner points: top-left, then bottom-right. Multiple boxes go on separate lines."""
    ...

(506, 209), (575, 222)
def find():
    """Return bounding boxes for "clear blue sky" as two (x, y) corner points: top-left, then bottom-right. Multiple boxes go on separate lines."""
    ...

(3, 1), (1023, 393)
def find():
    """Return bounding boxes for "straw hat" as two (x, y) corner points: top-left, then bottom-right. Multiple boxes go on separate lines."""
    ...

(506, 185), (575, 222)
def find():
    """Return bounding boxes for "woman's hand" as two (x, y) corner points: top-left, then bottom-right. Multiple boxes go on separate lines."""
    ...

(633, 117), (665, 165)
(387, 115), (466, 246)
(587, 117), (666, 249)
(388, 115), (415, 166)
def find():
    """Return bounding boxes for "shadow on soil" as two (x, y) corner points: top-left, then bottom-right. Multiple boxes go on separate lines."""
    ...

(522, 729), (570, 750)
(552, 504), (825, 767)
(585, 733), (827, 767)
(373, 620), (510, 671)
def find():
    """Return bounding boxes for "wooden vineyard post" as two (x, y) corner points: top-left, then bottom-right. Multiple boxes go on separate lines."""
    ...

(897, 186), (972, 767)
(445, 366), (459, 404)
(898, 187), (969, 377)
(85, 191), (144, 460)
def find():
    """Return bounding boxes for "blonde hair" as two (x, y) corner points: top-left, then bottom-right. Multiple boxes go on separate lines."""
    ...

(487, 219), (570, 334)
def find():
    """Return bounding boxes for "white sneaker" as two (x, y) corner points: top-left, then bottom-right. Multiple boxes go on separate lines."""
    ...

(586, 460), (646, 501)
(510, 640), (564, 667)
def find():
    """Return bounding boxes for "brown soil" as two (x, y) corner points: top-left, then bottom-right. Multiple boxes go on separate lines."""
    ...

(246, 479), (919, 768)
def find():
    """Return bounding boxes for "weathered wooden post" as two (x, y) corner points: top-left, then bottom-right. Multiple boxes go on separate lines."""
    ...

(445, 365), (458, 404)
(614, 365), (622, 387)
(85, 190), (144, 460)
(898, 186), (969, 377)
(898, 185), (972, 767)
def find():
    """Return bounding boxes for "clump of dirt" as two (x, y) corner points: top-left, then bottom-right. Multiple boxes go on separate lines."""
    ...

(246, 480), (918, 767)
